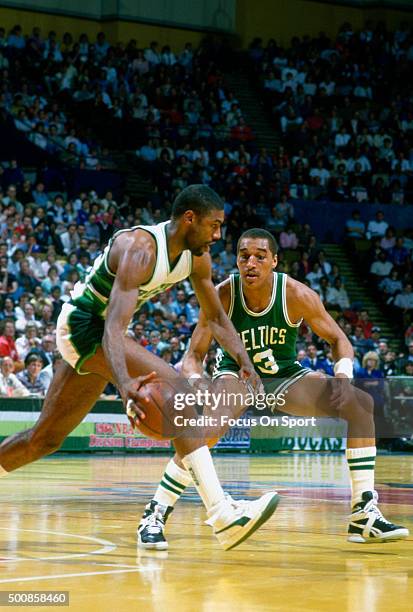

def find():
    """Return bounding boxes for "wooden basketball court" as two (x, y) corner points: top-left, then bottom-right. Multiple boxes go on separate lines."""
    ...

(0, 453), (412, 611)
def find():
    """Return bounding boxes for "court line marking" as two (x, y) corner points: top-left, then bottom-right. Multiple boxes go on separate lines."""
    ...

(0, 568), (144, 584)
(0, 528), (116, 562)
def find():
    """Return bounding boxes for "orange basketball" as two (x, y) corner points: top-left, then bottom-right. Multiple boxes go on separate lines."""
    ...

(135, 378), (184, 440)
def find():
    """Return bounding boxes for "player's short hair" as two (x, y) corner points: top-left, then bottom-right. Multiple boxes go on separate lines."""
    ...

(237, 228), (278, 255)
(171, 185), (223, 219)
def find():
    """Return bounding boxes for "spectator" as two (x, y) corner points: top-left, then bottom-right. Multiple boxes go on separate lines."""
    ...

(0, 356), (30, 397)
(355, 351), (386, 435)
(38, 351), (64, 393)
(0, 319), (23, 371)
(15, 303), (41, 332)
(389, 237), (410, 269)
(301, 344), (325, 371)
(366, 211), (389, 239)
(129, 321), (149, 347)
(350, 325), (375, 358)
(357, 310), (374, 338)
(17, 354), (47, 396)
(306, 263), (323, 292)
(146, 331), (161, 355)
(370, 251), (393, 279)
(345, 210), (365, 239)
(60, 223), (80, 255)
(394, 283), (413, 324)
(326, 277), (350, 310)
(279, 227), (298, 250)
(169, 336), (184, 366)
(15, 322), (41, 361)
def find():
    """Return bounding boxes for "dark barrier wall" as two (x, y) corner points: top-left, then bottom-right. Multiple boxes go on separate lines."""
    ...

(291, 200), (413, 242)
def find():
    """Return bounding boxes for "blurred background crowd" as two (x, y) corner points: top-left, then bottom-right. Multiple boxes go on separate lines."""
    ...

(0, 20), (411, 446)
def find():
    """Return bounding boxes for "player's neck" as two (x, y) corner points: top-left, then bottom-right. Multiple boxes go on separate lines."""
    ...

(241, 275), (274, 312)
(165, 221), (185, 265)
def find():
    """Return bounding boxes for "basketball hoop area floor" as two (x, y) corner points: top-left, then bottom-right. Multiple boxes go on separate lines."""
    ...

(0, 453), (412, 612)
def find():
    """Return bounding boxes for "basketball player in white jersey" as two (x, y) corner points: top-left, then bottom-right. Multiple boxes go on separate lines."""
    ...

(0, 185), (279, 551)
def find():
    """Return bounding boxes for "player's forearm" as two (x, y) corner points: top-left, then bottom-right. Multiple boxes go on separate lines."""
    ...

(102, 326), (131, 387)
(181, 349), (204, 377)
(208, 314), (250, 369)
(330, 336), (354, 364)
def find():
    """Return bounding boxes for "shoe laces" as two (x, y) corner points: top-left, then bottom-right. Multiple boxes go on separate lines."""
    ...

(352, 491), (392, 525)
(142, 507), (165, 535)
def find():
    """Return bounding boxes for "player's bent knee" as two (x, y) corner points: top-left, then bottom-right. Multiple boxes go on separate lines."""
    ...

(354, 387), (374, 414)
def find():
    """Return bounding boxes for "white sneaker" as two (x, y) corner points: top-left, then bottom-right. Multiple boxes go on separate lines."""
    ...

(207, 491), (280, 550)
(347, 490), (409, 543)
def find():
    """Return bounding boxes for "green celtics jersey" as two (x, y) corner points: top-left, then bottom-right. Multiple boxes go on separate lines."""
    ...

(213, 272), (302, 379)
(70, 220), (192, 318)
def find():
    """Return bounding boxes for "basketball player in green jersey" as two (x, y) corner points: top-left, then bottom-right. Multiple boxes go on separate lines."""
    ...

(139, 228), (408, 548)
(0, 187), (280, 552)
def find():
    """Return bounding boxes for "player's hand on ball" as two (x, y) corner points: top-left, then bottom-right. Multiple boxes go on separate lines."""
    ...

(239, 366), (264, 396)
(330, 373), (352, 410)
(121, 371), (157, 429)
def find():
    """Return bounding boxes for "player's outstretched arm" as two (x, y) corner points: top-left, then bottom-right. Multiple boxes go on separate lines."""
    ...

(291, 281), (354, 364)
(190, 255), (261, 391)
(103, 231), (157, 419)
(289, 280), (355, 408)
(182, 279), (231, 377)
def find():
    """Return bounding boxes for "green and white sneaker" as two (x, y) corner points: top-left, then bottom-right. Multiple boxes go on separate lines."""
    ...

(347, 491), (409, 543)
(207, 491), (280, 551)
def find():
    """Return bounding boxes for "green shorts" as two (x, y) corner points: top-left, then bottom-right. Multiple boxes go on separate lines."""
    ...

(56, 303), (105, 374)
(212, 357), (312, 397)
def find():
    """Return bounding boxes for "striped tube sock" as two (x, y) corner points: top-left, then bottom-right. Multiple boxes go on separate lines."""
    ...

(153, 458), (192, 507)
(346, 446), (376, 506)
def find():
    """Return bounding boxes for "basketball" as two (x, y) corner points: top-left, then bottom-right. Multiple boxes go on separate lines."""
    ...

(133, 378), (185, 440)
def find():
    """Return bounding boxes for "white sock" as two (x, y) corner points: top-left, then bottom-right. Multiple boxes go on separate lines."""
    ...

(182, 445), (225, 511)
(153, 458), (192, 507)
(346, 446), (376, 506)
(0, 465), (8, 477)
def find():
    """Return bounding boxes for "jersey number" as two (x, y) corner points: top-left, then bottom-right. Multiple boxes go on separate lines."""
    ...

(253, 349), (279, 375)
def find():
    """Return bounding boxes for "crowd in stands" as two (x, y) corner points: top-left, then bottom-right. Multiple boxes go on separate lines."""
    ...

(252, 21), (413, 206)
(0, 22), (411, 412)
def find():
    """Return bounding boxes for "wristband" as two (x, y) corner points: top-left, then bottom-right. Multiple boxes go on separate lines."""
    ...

(334, 358), (353, 379)
(188, 373), (202, 387)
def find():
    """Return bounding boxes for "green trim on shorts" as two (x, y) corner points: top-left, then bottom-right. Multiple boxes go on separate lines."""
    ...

(265, 367), (313, 397)
(75, 343), (102, 375)
(213, 364), (313, 399)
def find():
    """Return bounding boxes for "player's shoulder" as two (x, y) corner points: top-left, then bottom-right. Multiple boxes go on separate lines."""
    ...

(216, 276), (231, 296)
(112, 227), (157, 255)
(109, 227), (157, 275)
(215, 277), (232, 312)
(285, 274), (320, 305)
